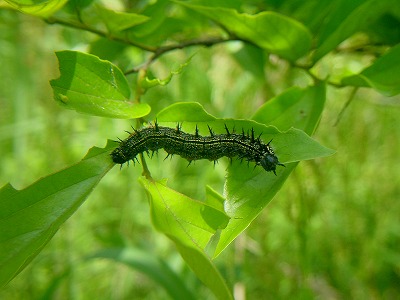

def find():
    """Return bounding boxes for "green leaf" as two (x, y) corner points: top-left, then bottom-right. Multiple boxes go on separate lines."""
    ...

(341, 44), (400, 96)
(3, 0), (67, 17)
(95, 4), (150, 32)
(50, 50), (150, 119)
(0, 141), (116, 288)
(218, 133), (333, 257)
(139, 178), (230, 249)
(139, 178), (232, 300)
(313, 0), (398, 63)
(213, 83), (329, 256)
(88, 247), (197, 300)
(252, 83), (327, 134)
(157, 102), (216, 122)
(142, 55), (193, 91)
(177, 2), (312, 61)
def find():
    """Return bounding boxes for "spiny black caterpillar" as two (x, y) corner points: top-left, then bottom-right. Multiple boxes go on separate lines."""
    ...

(111, 123), (285, 175)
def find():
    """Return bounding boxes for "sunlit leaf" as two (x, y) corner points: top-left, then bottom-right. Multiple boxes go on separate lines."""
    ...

(0, 141), (116, 288)
(50, 51), (150, 119)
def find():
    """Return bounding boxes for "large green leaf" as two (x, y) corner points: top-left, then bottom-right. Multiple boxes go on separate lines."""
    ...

(3, 0), (67, 17)
(177, 2), (312, 61)
(139, 178), (232, 300)
(0, 141), (116, 288)
(50, 51), (150, 119)
(313, 0), (398, 63)
(341, 44), (400, 96)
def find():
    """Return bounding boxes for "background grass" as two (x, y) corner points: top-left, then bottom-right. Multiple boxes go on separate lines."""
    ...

(1, 8), (399, 300)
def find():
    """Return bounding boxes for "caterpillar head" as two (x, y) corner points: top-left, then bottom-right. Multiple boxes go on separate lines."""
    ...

(260, 153), (285, 175)
(111, 147), (128, 164)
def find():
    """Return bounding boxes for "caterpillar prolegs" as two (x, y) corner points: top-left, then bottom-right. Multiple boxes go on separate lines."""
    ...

(111, 123), (284, 175)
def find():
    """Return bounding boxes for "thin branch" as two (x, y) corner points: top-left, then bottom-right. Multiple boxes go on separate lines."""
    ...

(124, 36), (235, 75)
(155, 36), (234, 57)
(45, 16), (157, 52)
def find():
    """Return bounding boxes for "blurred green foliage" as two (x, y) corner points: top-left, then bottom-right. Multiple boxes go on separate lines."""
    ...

(1, 0), (399, 299)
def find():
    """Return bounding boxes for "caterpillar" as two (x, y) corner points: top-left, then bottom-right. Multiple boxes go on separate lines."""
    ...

(111, 123), (284, 175)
